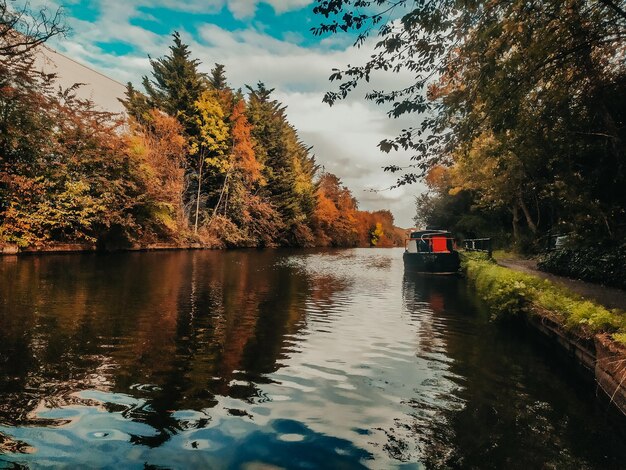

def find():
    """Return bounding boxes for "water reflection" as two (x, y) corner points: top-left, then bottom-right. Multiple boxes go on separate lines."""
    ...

(0, 249), (625, 468)
(0, 251), (313, 420)
(402, 273), (626, 469)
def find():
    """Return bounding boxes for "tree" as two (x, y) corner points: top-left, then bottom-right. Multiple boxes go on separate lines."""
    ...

(121, 33), (214, 231)
(127, 110), (187, 237)
(209, 63), (228, 90)
(1, 0), (66, 62)
(191, 90), (229, 232)
(313, 0), (626, 245)
(311, 172), (359, 246)
(246, 82), (317, 246)
(124, 31), (206, 138)
(231, 99), (262, 186)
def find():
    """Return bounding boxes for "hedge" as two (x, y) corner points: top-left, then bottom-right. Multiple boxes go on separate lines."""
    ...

(538, 245), (626, 290)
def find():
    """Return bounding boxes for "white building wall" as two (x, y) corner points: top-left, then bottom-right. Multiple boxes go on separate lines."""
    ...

(33, 46), (128, 114)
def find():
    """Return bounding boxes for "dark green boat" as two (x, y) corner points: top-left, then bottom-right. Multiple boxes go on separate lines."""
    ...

(403, 230), (460, 274)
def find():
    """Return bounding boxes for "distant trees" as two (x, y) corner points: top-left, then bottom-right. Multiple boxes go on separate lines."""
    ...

(122, 34), (320, 247)
(314, 0), (626, 248)
(312, 172), (405, 247)
(121, 33), (407, 249)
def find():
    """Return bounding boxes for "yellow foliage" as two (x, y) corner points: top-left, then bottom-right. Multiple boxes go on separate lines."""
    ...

(370, 222), (384, 246)
(194, 90), (229, 156)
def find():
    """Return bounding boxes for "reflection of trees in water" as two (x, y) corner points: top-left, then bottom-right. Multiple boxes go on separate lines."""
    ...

(401, 274), (626, 469)
(0, 251), (348, 437)
(400, 274), (466, 465)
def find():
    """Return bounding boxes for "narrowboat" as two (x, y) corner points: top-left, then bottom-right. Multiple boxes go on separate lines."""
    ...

(403, 230), (460, 274)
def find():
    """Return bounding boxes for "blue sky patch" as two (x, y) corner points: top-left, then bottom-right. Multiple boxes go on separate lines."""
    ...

(93, 40), (135, 56)
(63, 1), (352, 53)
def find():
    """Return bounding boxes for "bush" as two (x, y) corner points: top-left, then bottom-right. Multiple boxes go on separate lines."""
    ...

(538, 245), (626, 290)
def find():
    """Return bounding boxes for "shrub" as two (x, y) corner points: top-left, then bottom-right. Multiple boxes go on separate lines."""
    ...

(538, 245), (626, 290)
(463, 254), (538, 319)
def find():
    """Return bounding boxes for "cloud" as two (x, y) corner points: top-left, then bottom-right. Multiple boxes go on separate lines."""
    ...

(227, 0), (258, 19)
(224, 0), (315, 18)
(264, 0), (313, 15)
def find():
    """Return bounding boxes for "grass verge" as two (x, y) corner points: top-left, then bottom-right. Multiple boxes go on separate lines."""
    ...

(461, 252), (626, 346)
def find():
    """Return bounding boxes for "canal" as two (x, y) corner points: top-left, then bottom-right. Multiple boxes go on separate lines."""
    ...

(1, 248), (625, 468)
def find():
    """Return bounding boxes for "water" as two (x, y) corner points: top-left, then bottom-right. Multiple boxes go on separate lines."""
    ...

(0, 248), (625, 469)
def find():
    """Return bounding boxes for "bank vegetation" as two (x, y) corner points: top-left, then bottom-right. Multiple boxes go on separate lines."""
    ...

(0, 3), (404, 252)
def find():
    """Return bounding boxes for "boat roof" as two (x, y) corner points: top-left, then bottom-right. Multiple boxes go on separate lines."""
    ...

(409, 230), (452, 239)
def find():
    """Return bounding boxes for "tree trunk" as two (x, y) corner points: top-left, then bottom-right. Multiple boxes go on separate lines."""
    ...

(210, 169), (231, 224)
(194, 154), (203, 233)
(518, 192), (537, 234)
(512, 204), (520, 242)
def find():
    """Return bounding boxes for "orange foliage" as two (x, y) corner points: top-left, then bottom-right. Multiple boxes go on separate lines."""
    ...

(230, 99), (262, 186)
(130, 110), (187, 236)
(425, 165), (449, 191)
(312, 172), (404, 248)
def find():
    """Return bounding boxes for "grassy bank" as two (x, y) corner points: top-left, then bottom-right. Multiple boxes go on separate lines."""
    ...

(461, 252), (626, 346)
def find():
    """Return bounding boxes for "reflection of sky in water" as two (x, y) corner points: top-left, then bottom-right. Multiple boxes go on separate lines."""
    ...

(1, 249), (625, 468)
(2, 391), (372, 468)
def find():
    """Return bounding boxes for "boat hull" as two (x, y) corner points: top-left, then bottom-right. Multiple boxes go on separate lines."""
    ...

(403, 251), (460, 274)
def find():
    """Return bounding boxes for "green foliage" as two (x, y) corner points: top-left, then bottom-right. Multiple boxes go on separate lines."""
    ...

(208, 63), (228, 91)
(462, 253), (626, 340)
(148, 202), (178, 233)
(613, 333), (626, 347)
(140, 31), (206, 136)
(538, 246), (626, 290)
(463, 254), (539, 319)
(246, 82), (318, 243)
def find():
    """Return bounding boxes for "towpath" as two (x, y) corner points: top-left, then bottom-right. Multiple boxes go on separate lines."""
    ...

(497, 258), (626, 311)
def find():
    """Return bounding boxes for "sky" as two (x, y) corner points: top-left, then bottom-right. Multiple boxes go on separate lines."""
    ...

(38, 0), (426, 227)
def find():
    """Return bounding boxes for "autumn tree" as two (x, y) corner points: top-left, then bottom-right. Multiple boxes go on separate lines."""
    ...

(127, 110), (187, 238)
(223, 97), (282, 246)
(312, 172), (359, 246)
(191, 90), (229, 232)
(122, 33), (216, 232)
(0, 84), (151, 248)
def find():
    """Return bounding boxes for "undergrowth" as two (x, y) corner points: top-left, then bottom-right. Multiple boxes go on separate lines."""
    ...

(462, 252), (626, 346)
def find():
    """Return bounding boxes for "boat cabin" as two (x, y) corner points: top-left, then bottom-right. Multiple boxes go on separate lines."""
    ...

(405, 230), (456, 254)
